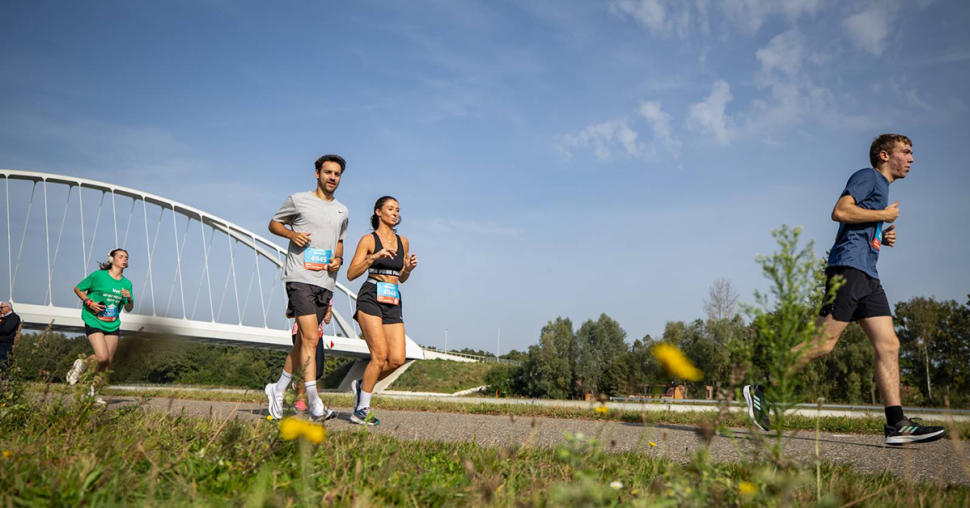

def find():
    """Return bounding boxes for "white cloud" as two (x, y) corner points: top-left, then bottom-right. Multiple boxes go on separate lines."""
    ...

(755, 29), (806, 86)
(842, 7), (895, 55)
(609, 0), (690, 38)
(688, 80), (736, 145)
(638, 101), (681, 158)
(559, 119), (647, 161)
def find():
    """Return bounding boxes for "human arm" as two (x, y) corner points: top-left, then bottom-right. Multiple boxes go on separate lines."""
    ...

(399, 236), (417, 283)
(74, 285), (105, 313)
(120, 288), (134, 312)
(328, 240), (344, 272)
(831, 195), (899, 224)
(269, 196), (311, 247)
(268, 220), (311, 247)
(346, 235), (396, 281)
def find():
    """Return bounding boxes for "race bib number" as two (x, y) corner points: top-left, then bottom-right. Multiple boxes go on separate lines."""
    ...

(97, 303), (119, 322)
(376, 282), (400, 305)
(871, 222), (883, 251)
(303, 248), (332, 271)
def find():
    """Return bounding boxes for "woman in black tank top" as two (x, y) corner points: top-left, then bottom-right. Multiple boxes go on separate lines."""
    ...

(346, 196), (417, 425)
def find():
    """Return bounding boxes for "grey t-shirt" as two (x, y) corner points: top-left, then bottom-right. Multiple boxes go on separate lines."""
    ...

(272, 191), (349, 290)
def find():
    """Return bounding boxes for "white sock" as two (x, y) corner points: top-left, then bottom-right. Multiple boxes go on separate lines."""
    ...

(305, 380), (322, 409)
(358, 390), (372, 411)
(275, 370), (292, 393)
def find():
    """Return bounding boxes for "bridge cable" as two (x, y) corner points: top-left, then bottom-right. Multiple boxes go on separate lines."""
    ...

(11, 181), (37, 296)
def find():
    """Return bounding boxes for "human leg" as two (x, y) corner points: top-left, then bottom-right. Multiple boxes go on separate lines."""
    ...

(377, 323), (406, 381)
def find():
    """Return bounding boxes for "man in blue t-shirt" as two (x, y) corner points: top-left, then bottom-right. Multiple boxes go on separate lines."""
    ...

(744, 134), (946, 445)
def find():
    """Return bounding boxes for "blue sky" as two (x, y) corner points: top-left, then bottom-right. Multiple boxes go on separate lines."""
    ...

(2, 0), (969, 353)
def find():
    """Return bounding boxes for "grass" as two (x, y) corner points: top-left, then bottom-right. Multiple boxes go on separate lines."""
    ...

(30, 382), (970, 440)
(389, 359), (495, 393)
(3, 392), (970, 507)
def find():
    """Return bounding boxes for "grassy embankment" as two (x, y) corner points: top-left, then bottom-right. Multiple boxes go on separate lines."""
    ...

(3, 391), (969, 507)
(389, 359), (495, 393)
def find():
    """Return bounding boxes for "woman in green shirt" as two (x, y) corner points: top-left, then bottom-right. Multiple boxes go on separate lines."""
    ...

(65, 249), (134, 401)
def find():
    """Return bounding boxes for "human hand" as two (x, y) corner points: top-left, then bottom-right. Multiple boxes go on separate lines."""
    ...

(88, 301), (106, 313)
(883, 201), (900, 223)
(324, 305), (332, 325)
(327, 257), (342, 272)
(882, 224), (896, 247)
(404, 253), (417, 272)
(120, 289), (131, 299)
(371, 248), (396, 263)
(290, 231), (311, 247)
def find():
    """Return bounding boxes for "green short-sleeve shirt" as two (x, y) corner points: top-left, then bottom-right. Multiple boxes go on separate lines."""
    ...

(77, 270), (134, 333)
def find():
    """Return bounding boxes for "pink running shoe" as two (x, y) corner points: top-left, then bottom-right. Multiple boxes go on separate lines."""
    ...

(294, 399), (308, 412)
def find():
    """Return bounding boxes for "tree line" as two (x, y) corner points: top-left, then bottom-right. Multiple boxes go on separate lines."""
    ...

(483, 292), (970, 408)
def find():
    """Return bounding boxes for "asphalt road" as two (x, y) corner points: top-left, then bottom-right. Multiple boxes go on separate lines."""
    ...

(99, 394), (970, 486)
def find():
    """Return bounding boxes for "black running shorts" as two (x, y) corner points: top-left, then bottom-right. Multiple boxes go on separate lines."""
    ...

(819, 266), (892, 322)
(285, 282), (333, 323)
(84, 324), (120, 338)
(354, 281), (403, 325)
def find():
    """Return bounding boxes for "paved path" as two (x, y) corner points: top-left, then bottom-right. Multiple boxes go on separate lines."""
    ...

(100, 394), (970, 486)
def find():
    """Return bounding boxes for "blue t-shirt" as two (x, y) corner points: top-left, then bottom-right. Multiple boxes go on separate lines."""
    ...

(827, 168), (890, 279)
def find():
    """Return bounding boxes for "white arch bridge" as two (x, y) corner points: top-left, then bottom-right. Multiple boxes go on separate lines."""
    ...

(1, 169), (429, 388)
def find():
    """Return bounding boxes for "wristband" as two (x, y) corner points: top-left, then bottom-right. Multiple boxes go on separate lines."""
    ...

(333, 256), (343, 260)
(84, 298), (93, 307)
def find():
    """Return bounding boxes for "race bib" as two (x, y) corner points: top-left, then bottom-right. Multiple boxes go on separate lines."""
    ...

(303, 248), (332, 271)
(97, 303), (119, 322)
(376, 282), (400, 305)
(870, 222), (883, 251)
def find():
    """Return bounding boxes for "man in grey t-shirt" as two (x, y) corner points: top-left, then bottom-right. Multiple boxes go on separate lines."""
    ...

(264, 154), (349, 421)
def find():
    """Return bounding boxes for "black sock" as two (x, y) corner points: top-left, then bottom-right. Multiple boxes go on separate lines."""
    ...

(885, 406), (905, 426)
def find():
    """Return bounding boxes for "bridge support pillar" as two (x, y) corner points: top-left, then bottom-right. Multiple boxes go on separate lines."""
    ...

(336, 359), (417, 394)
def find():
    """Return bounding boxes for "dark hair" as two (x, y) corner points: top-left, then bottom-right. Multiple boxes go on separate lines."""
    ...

(869, 134), (911, 168)
(370, 196), (400, 230)
(99, 248), (128, 270)
(314, 154), (346, 173)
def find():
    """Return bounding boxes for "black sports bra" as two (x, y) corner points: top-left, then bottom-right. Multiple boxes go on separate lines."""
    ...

(369, 232), (404, 276)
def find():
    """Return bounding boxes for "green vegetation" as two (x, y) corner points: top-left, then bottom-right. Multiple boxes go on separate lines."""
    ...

(3, 390), (969, 506)
(390, 359), (494, 393)
(9, 331), (353, 390)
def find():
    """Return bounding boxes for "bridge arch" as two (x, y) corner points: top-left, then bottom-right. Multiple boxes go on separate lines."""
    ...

(1, 169), (424, 361)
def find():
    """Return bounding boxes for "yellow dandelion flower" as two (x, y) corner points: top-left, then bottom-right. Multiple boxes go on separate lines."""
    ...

(652, 343), (703, 381)
(649, 442), (657, 447)
(2, 451), (12, 458)
(266, 415), (273, 421)
(595, 406), (609, 414)
(739, 481), (757, 495)
(279, 417), (327, 444)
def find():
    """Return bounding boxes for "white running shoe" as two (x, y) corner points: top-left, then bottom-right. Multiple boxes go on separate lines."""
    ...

(87, 385), (106, 405)
(265, 383), (284, 420)
(66, 359), (86, 386)
(309, 400), (336, 422)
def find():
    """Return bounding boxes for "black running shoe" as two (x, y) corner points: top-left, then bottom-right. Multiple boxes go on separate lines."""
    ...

(743, 384), (772, 432)
(885, 418), (946, 446)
